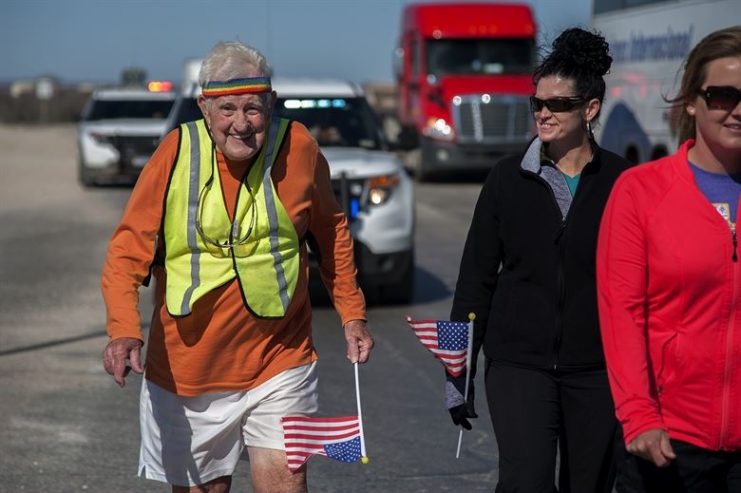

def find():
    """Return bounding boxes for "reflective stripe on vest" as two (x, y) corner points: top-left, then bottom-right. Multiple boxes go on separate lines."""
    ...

(163, 117), (299, 318)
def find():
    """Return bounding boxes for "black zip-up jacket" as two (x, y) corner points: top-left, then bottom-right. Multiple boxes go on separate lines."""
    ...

(451, 139), (630, 372)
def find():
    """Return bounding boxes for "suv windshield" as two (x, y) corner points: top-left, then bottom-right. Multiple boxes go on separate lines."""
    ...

(84, 99), (174, 121)
(167, 95), (383, 150)
(426, 38), (534, 76)
(276, 97), (382, 150)
(169, 97), (203, 129)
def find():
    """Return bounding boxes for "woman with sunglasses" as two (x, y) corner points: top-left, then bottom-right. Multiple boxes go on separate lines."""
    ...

(597, 26), (741, 492)
(449, 28), (630, 491)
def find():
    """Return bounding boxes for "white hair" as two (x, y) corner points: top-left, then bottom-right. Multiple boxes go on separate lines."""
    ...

(198, 41), (273, 87)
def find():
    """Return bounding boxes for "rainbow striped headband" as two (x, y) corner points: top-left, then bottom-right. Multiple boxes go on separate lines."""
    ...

(201, 76), (272, 97)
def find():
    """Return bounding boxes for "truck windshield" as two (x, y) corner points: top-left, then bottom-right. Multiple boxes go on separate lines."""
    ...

(426, 38), (533, 76)
(84, 99), (174, 121)
(276, 97), (382, 150)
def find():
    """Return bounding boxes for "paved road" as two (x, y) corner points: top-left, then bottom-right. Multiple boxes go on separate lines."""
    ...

(0, 124), (497, 492)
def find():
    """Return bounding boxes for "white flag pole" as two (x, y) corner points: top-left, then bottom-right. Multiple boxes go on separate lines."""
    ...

(354, 362), (369, 464)
(456, 429), (464, 459)
(456, 312), (476, 459)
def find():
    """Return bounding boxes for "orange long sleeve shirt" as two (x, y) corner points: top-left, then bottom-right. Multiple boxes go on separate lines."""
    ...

(101, 121), (366, 396)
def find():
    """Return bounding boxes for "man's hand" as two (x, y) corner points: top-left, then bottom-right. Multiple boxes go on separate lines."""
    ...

(627, 428), (676, 467)
(102, 337), (144, 387)
(344, 320), (373, 364)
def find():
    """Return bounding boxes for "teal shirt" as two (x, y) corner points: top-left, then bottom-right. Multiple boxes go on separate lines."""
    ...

(561, 171), (581, 197)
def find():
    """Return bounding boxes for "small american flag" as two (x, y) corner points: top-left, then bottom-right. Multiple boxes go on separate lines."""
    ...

(282, 415), (362, 472)
(407, 318), (470, 376)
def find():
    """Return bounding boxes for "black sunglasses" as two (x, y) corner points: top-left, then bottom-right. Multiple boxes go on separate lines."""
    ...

(530, 96), (585, 113)
(696, 86), (741, 111)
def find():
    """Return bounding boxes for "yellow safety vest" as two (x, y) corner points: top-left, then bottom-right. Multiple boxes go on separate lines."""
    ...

(163, 118), (299, 318)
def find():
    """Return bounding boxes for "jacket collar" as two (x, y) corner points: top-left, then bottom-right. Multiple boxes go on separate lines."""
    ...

(672, 139), (697, 182)
(520, 137), (601, 174)
(521, 137), (543, 173)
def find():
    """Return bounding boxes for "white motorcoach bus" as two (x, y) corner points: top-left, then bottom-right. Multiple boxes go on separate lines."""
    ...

(592, 0), (741, 163)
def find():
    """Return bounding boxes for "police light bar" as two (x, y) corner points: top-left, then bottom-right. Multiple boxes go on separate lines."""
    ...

(148, 81), (173, 92)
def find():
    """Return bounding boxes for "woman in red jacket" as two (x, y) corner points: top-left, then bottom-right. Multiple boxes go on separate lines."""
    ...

(597, 26), (741, 492)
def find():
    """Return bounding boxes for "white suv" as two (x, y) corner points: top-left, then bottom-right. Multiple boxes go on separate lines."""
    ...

(164, 76), (415, 303)
(78, 87), (175, 186)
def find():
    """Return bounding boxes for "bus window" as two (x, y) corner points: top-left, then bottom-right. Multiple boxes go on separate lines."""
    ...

(591, 0), (741, 161)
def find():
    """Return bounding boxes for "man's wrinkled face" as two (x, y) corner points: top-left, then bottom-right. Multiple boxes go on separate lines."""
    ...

(197, 66), (276, 162)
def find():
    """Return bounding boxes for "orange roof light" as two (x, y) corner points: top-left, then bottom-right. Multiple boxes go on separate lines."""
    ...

(367, 174), (400, 188)
(148, 80), (173, 92)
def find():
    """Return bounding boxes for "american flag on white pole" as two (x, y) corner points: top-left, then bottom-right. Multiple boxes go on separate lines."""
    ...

(406, 317), (470, 376)
(282, 415), (362, 472)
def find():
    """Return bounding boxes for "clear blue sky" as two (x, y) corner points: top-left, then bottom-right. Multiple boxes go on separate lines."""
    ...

(0, 0), (591, 84)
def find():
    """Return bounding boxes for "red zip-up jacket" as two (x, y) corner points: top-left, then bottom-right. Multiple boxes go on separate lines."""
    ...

(597, 140), (741, 451)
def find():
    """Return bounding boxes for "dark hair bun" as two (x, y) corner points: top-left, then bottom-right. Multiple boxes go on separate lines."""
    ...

(551, 28), (612, 76)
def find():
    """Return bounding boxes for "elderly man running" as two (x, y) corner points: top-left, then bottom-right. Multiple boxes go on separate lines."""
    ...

(101, 40), (373, 493)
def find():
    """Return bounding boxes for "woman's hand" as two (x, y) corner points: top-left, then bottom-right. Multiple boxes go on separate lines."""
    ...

(627, 428), (676, 467)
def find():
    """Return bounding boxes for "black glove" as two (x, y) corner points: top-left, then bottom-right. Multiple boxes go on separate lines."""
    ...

(445, 371), (477, 430)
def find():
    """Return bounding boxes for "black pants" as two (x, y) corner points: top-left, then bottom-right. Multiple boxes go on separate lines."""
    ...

(617, 440), (741, 493)
(485, 361), (621, 493)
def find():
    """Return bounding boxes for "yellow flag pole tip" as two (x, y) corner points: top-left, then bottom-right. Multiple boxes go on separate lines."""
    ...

(468, 312), (476, 321)
(361, 456), (370, 464)
(405, 315), (412, 322)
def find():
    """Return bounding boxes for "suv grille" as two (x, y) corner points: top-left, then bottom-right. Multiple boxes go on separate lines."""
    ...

(110, 135), (159, 155)
(331, 174), (366, 222)
(451, 95), (532, 145)
(307, 174), (365, 265)
(109, 135), (161, 169)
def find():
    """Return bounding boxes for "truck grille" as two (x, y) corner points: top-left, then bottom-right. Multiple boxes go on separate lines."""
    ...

(451, 95), (532, 145)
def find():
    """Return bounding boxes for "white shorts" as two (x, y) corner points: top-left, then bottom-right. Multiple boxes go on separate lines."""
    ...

(138, 362), (318, 486)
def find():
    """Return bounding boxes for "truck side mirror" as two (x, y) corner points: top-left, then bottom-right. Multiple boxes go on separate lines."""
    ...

(393, 47), (404, 81)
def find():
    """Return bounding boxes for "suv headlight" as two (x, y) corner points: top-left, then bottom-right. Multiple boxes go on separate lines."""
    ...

(367, 173), (400, 206)
(89, 132), (111, 144)
(422, 117), (455, 141)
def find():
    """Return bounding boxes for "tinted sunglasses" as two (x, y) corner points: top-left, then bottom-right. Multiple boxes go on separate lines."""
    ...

(530, 96), (585, 113)
(696, 86), (741, 111)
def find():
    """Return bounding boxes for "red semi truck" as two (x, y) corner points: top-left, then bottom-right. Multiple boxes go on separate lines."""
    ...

(394, 2), (537, 180)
